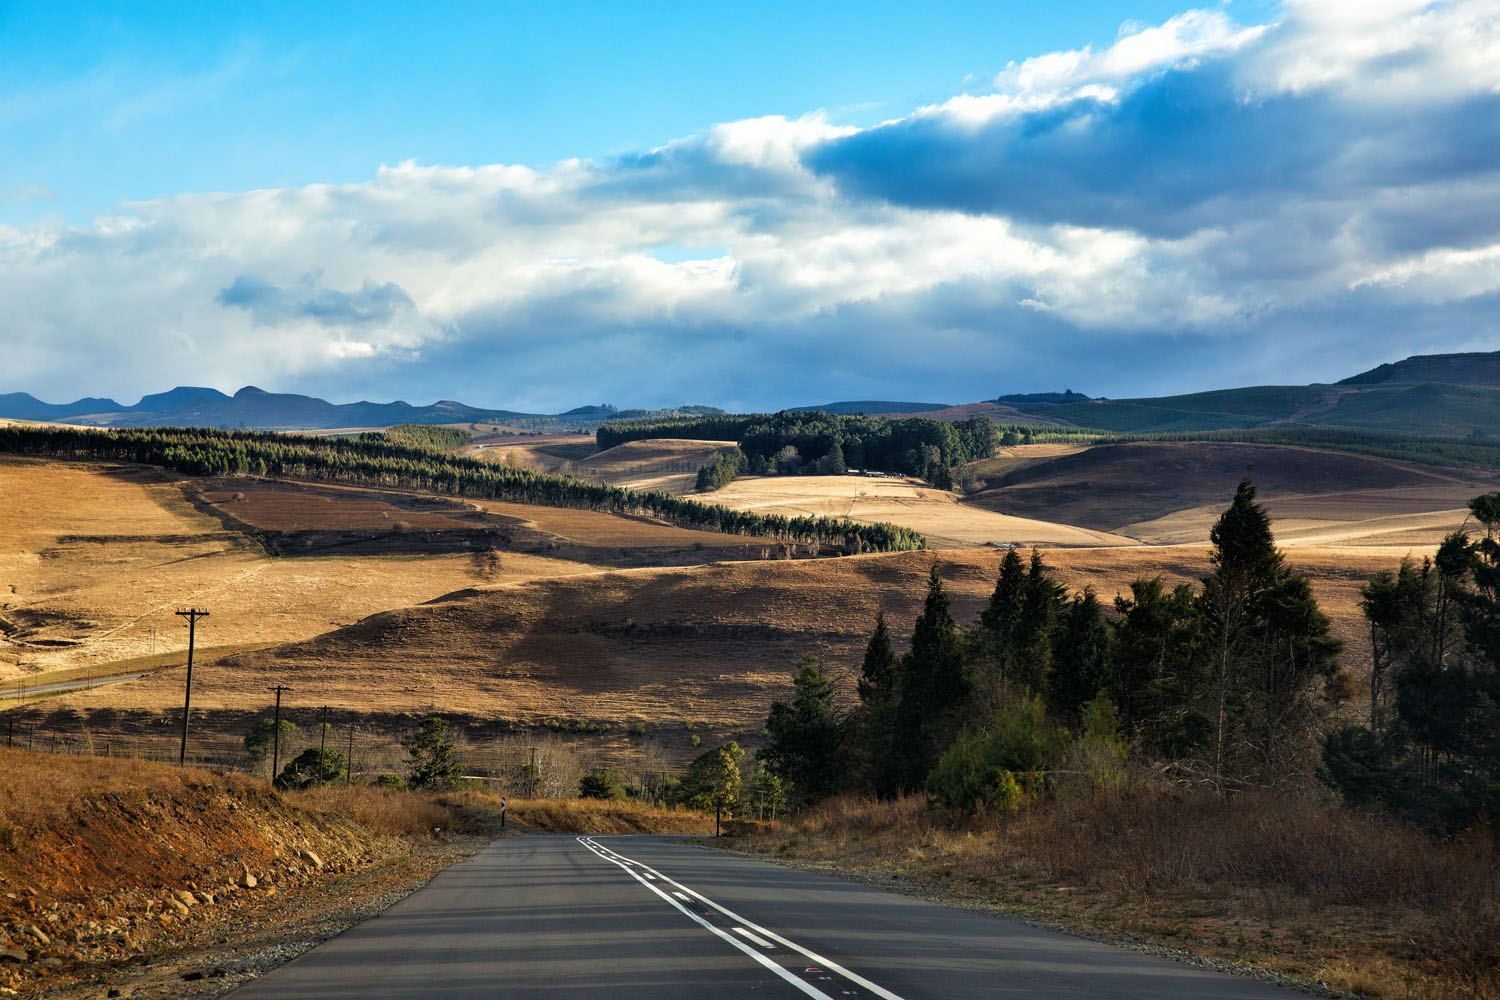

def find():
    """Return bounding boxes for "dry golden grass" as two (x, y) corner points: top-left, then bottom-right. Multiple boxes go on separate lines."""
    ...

(739, 787), (1500, 999)
(500, 796), (714, 834)
(968, 441), (1498, 545)
(0, 458), (758, 690)
(197, 482), (490, 533)
(711, 474), (1136, 548)
(50, 545), (1397, 736)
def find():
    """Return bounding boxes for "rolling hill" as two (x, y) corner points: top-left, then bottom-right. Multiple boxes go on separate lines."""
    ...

(1007, 350), (1500, 435)
(964, 441), (1490, 539)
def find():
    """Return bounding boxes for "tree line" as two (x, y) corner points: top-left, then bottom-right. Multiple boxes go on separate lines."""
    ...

(601, 411), (1087, 488)
(362, 423), (473, 452)
(755, 480), (1350, 814)
(1322, 494), (1500, 831)
(0, 425), (926, 553)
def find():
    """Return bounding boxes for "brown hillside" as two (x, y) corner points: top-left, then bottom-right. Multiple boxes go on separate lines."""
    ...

(0, 459), (774, 686)
(965, 441), (1487, 533)
(45, 546), (1396, 740)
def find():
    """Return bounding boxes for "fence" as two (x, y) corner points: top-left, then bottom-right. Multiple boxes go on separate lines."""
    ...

(0, 709), (688, 799)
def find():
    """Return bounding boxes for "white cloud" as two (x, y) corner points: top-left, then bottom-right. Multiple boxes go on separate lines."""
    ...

(3, 2), (1498, 409)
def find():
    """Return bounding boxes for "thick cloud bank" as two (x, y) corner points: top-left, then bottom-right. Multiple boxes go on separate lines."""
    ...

(4, 0), (1498, 410)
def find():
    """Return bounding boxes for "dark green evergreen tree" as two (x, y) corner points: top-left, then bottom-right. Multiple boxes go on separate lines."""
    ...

(1200, 479), (1284, 780)
(1111, 578), (1209, 756)
(885, 564), (967, 794)
(762, 659), (843, 803)
(857, 611), (898, 705)
(1047, 589), (1112, 722)
(401, 716), (464, 790)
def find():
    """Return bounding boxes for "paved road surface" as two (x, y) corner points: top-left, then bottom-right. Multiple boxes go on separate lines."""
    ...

(230, 834), (1292, 999)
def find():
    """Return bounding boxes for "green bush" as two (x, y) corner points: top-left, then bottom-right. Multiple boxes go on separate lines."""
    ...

(275, 746), (347, 790)
(926, 697), (1067, 814)
(578, 769), (627, 800)
(401, 716), (464, 791)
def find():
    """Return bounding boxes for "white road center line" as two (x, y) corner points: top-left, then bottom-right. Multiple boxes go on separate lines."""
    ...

(578, 836), (907, 1000)
(576, 836), (837, 1000)
(733, 926), (777, 949)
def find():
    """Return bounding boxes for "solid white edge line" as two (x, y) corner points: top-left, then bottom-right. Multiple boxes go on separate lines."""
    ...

(575, 837), (836, 1000)
(732, 926), (777, 949)
(588, 836), (906, 1000)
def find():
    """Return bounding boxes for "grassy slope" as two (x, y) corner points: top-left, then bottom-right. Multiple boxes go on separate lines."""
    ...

(1314, 383), (1500, 436)
(964, 440), (1483, 532)
(1024, 380), (1500, 437)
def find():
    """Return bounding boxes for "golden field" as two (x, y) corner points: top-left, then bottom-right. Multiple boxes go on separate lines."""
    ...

(3, 440), (1494, 770)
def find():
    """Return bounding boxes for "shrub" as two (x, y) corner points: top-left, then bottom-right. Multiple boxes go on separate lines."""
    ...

(401, 717), (463, 791)
(578, 769), (626, 800)
(275, 747), (347, 790)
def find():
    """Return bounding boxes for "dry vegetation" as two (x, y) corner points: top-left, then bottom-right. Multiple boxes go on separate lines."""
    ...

(710, 474), (1136, 548)
(0, 748), (711, 994)
(35, 544), (1394, 756)
(502, 797), (713, 834)
(733, 787), (1500, 999)
(471, 436), (739, 494)
(966, 441), (1497, 547)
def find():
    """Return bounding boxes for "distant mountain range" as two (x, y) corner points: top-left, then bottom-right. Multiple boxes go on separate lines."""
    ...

(0, 385), (718, 431)
(4, 350), (1498, 436)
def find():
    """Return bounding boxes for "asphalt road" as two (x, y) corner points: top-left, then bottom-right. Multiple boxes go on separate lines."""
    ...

(229, 834), (1294, 999)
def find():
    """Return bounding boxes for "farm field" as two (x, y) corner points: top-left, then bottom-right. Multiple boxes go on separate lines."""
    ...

(0, 457), (765, 690)
(965, 441), (1497, 547)
(38, 543), (1397, 744)
(5, 437), (1492, 773)
(472, 437), (739, 494)
(710, 474), (1136, 548)
(468, 433), (596, 474)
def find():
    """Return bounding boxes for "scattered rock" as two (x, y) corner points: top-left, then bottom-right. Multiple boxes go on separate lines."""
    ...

(165, 897), (190, 918)
(238, 865), (258, 890)
(23, 925), (49, 946)
(194, 891), (215, 905)
(262, 885), (277, 898)
(38, 958), (61, 969)
(0, 949), (25, 963)
(302, 849), (324, 870)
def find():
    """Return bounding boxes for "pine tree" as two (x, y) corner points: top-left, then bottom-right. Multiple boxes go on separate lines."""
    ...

(858, 611), (898, 704)
(1201, 479), (1283, 780)
(1013, 549), (1063, 693)
(763, 659), (843, 803)
(981, 547), (1027, 664)
(1047, 589), (1112, 722)
(887, 564), (967, 793)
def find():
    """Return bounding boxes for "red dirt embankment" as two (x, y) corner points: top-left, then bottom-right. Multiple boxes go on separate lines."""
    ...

(0, 750), (477, 994)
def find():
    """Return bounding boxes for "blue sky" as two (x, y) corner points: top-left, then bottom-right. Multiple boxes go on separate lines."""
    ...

(2, 1), (1496, 411)
(2, 0), (1228, 223)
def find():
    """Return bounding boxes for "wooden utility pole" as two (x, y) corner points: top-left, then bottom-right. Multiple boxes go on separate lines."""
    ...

(268, 684), (293, 782)
(319, 705), (329, 760)
(175, 608), (209, 766)
(346, 723), (356, 786)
